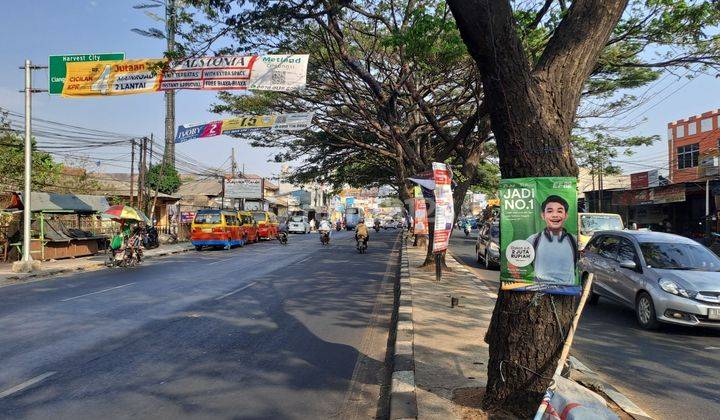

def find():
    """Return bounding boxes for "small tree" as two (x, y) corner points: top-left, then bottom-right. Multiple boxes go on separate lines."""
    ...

(145, 162), (181, 195)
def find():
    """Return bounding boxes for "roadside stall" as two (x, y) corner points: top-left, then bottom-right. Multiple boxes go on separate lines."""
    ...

(7, 192), (110, 261)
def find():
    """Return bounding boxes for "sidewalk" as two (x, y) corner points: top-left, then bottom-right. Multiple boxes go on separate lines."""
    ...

(389, 236), (651, 419)
(0, 242), (195, 287)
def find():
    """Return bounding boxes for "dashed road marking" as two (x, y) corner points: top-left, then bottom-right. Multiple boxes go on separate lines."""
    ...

(214, 281), (258, 301)
(61, 283), (135, 302)
(0, 372), (56, 399)
(208, 257), (236, 265)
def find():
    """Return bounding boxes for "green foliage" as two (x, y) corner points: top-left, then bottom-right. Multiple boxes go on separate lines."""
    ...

(572, 133), (658, 176)
(0, 129), (60, 190)
(471, 161), (500, 196)
(145, 163), (181, 194)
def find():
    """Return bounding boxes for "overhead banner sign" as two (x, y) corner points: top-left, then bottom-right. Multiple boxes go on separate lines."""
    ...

(175, 112), (314, 143)
(432, 162), (453, 253)
(500, 177), (580, 295)
(62, 54), (309, 97)
(225, 178), (263, 199)
(49, 52), (125, 95)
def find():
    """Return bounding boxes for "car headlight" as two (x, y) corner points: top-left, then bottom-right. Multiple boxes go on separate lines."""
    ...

(658, 279), (692, 298)
(489, 242), (499, 251)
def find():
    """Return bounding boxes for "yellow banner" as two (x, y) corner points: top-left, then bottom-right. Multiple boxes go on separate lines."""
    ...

(222, 115), (277, 132)
(62, 59), (166, 97)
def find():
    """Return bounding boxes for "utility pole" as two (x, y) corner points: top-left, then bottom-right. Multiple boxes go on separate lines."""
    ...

(231, 148), (237, 178)
(598, 152), (604, 213)
(138, 137), (146, 211)
(13, 60), (47, 272)
(163, 0), (177, 168)
(130, 139), (136, 207)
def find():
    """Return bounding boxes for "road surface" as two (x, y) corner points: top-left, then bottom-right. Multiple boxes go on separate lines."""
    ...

(448, 232), (720, 420)
(0, 230), (399, 419)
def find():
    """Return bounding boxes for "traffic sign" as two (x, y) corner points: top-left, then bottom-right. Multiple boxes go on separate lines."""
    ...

(48, 53), (125, 95)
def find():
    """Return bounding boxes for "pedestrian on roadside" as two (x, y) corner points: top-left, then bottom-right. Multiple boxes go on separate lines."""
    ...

(309, 218), (316, 232)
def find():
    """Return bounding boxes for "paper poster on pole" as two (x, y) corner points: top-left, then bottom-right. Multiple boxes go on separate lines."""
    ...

(175, 113), (314, 143)
(413, 198), (429, 235)
(62, 55), (309, 97)
(499, 177), (580, 295)
(432, 162), (453, 253)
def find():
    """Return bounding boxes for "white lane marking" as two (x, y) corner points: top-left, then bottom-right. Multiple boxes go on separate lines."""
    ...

(215, 281), (258, 301)
(706, 346), (720, 350)
(0, 372), (56, 399)
(61, 283), (136, 302)
(208, 257), (236, 265)
(296, 256), (312, 264)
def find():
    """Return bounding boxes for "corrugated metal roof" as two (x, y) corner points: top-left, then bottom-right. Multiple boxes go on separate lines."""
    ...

(21, 192), (110, 213)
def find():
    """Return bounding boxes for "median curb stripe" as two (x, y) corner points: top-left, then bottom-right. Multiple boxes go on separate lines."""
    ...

(389, 231), (419, 420)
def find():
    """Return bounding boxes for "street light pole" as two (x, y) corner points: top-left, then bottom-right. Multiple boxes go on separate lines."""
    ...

(13, 60), (47, 273)
(22, 60), (32, 265)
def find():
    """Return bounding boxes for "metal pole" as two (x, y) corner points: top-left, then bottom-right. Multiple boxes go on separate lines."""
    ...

(22, 60), (32, 263)
(706, 179), (711, 238)
(221, 177), (226, 209)
(130, 139), (135, 207)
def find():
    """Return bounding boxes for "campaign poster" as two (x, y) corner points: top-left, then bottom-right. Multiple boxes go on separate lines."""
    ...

(500, 177), (579, 295)
(413, 198), (429, 235)
(432, 162), (453, 253)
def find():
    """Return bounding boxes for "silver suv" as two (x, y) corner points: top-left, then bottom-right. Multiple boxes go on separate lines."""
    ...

(580, 230), (720, 330)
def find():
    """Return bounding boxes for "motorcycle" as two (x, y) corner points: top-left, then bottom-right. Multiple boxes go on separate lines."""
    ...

(320, 231), (330, 246)
(356, 236), (368, 254)
(336, 222), (342, 231)
(143, 225), (160, 249)
(278, 231), (288, 245)
(373, 221), (381, 232)
(106, 232), (143, 268)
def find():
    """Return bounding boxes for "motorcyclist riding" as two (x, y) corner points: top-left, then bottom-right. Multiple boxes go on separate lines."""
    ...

(355, 219), (369, 250)
(318, 218), (332, 244)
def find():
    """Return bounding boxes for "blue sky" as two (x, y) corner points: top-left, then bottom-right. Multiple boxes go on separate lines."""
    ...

(0, 0), (717, 179)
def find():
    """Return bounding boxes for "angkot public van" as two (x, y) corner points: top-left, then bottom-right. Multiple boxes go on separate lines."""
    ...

(191, 209), (245, 250)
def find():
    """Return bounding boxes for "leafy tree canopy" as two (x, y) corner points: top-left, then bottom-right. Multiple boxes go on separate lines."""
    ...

(146, 163), (181, 194)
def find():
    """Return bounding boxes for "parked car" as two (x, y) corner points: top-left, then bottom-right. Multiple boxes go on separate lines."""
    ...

(253, 211), (279, 240)
(383, 218), (398, 229)
(238, 211), (259, 243)
(476, 221), (500, 269)
(578, 213), (624, 250)
(288, 212), (310, 233)
(191, 210), (245, 250)
(580, 230), (720, 330)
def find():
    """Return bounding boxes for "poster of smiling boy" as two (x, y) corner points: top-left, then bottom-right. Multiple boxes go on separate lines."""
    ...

(499, 177), (580, 295)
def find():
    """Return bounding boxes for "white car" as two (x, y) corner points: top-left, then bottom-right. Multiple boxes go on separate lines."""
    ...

(288, 216), (310, 233)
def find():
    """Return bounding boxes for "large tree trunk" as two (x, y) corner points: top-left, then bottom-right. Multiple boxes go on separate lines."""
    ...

(447, 0), (629, 416)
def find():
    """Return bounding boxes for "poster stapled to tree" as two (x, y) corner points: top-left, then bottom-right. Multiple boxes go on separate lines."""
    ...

(500, 177), (580, 295)
(432, 162), (453, 253)
(413, 197), (428, 235)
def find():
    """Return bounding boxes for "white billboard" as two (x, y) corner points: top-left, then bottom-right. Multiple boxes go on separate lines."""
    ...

(226, 178), (263, 199)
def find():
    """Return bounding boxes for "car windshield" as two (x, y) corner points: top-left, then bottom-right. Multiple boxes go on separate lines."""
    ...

(194, 212), (221, 224)
(581, 215), (623, 233)
(640, 242), (720, 271)
(253, 212), (267, 222)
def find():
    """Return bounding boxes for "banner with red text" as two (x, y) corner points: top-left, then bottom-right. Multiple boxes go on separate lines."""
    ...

(432, 162), (453, 253)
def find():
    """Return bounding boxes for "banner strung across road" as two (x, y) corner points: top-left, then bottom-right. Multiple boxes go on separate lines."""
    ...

(499, 177), (580, 295)
(174, 113), (314, 143)
(61, 55), (309, 97)
(432, 162), (453, 253)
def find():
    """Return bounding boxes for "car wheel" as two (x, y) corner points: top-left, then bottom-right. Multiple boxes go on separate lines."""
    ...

(635, 292), (660, 330)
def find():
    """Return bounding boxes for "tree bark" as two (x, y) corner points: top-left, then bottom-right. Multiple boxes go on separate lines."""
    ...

(447, 0), (629, 416)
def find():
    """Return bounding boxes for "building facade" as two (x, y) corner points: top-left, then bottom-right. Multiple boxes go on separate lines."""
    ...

(668, 109), (720, 183)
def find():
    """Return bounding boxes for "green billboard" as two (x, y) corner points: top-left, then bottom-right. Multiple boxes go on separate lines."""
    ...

(48, 53), (124, 95)
(499, 177), (580, 295)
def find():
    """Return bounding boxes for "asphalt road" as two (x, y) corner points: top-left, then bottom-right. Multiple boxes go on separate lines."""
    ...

(0, 230), (400, 419)
(448, 232), (720, 420)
